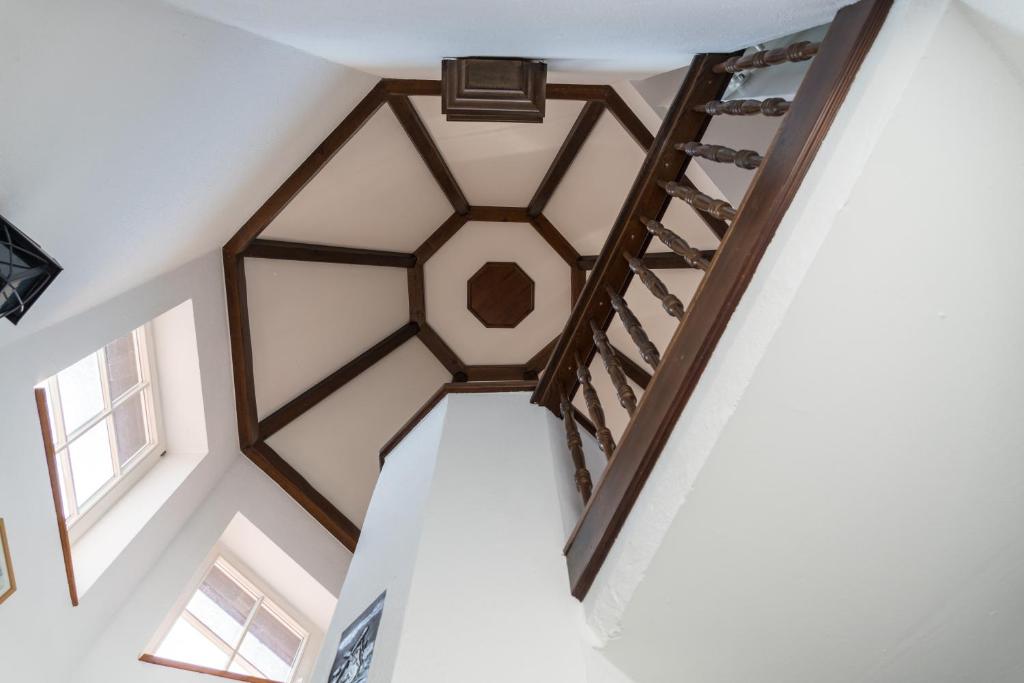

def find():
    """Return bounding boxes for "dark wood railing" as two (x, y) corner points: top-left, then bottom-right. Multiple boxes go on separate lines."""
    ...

(537, 0), (891, 599)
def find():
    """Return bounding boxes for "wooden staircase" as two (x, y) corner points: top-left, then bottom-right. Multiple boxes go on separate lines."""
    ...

(536, 0), (892, 598)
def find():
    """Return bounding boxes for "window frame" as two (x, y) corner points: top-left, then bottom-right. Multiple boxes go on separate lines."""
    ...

(146, 551), (312, 683)
(44, 323), (165, 542)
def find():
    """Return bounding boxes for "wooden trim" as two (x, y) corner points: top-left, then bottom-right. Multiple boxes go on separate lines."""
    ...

(603, 87), (655, 151)
(532, 51), (735, 411)
(243, 239), (415, 268)
(224, 252), (260, 447)
(577, 251), (716, 270)
(381, 79), (443, 96)
(463, 365), (535, 382)
(244, 441), (360, 550)
(610, 345), (652, 389)
(528, 101), (605, 217)
(467, 205), (531, 223)
(408, 263), (426, 323)
(545, 83), (609, 101)
(224, 82), (387, 255)
(529, 214), (581, 267)
(415, 212), (470, 263)
(259, 323), (420, 439)
(417, 323), (466, 377)
(563, 0), (892, 599)
(379, 381), (538, 465)
(139, 654), (281, 683)
(34, 387), (78, 606)
(0, 519), (16, 605)
(387, 95), (470, 215)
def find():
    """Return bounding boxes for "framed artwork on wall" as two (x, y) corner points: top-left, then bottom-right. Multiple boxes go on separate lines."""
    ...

(327, 592), (385, 683)
(0, 519), (16, 605)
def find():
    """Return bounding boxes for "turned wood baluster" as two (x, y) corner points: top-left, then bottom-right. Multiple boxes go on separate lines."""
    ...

(606, 286), (660, 369)
(575, 352), (616, 458)
(591, 320), (637, 416)
(624, 252), (686, 321)
(679, 141), (763, 170)
(713, 41), (820, 74)
(640, 218), (710, 270)
(659, 181), (737, 221)
(560, 389), (593, 502)
(694, 98), (790, 117)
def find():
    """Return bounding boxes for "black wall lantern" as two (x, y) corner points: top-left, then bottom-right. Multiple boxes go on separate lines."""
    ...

(0, 214), (61, 325)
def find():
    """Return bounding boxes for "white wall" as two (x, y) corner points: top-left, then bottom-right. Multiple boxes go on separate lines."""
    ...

(316, 393), (593, 683)
(587, 1), (1024, 680)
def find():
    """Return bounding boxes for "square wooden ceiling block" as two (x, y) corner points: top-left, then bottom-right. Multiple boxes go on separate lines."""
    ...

(441, 58), (547, 123)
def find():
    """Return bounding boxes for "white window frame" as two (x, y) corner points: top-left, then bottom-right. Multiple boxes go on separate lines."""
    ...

(45, 323), (165, 542)
(148, 551), (312, 683)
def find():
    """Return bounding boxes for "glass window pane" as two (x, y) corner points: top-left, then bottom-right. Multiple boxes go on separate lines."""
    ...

(227, 655), (263, 677)
(68, 421), (114, 504)
(155, 617), (230, 670)
(105, 332), (140, 399)
(57, 354), (104, 434)
(185, 565), (258, 647)
(237, 605), (303, 681)
(113, 392), (148, 465)
(56, 453), (73, 519)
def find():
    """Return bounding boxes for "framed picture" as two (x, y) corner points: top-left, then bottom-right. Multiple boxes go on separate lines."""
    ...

(327, 592), (385, 683)
(0, 518), (15, 605)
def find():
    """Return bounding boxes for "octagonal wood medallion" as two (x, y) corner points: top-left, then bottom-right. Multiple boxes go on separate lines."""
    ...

(467, 262), (535, 328)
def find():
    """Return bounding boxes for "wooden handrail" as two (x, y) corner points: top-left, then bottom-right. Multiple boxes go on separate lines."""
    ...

(546, 0), (892, 599)
(532, 51), (736, 410)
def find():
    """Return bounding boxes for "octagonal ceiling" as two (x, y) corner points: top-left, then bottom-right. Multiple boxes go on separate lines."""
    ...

(230, 75), (766, 543)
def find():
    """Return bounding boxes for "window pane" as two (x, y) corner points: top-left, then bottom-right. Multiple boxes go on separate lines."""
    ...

(185, 565), (257, 648)
(155, 617), (230, 670)
(237, 605), (303, 681)
(56, 451), (73, 519)
(105, 332), (140, 399)
(68, 421), (114, 504)
(113, 392), (148, 465)
(57, 354), (104, 434)
(227, 655), (263, 677)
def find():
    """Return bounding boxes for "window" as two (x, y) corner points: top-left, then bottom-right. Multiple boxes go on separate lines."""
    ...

(41, 325), (164, 539)
(150, 557), (309, 683)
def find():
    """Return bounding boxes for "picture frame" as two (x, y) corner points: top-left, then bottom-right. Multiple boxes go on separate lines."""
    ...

(327, 591), (385, 683)
(0, 518), (16, 605)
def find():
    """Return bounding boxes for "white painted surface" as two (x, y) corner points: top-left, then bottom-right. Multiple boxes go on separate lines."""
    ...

(247, 258), (410, 416)
(0, 0), (377, 349)
(157, 0), (853, 78)
(266, 338), (449, 525)
(262, 106), (454, 251)
(424, 221), (570, 364)
(74, 457), (349, 683)
(312, 398), (449, 683)
(0, 252), (239, 681)
(588, 3), (1024, 681)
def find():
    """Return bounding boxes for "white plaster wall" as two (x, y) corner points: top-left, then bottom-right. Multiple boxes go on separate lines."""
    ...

(74, 456), (350, 683)
(0, 252), (237, 681)
(389, 393), (587, 683)
(589, 2), (1024, 680)
(311, 399), (448, 683)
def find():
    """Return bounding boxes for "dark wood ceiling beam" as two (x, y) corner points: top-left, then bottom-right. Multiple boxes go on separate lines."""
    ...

(244, 239), (415, 267)
(577, 251), (717, 270)
(415, 212), (471, 263)
(244, 440), (360, 550)
(417, 323), (466, 378)
(463, 365), (536, 382)
(610, 344), (652, 389)
(604, 87), (655, 151)
(529, 214), (581, 267)
(259, 322), (420, 439)
(468, 205), (531, 223)
(382, 79), (442, 96)
(383, 79), (608, 102)
(528, 101), (605, 217)
(225, 81), (388, 255)
(408, 263), (426, 324)
(388, 95), (470, 215)
(224, 253), (259, 447)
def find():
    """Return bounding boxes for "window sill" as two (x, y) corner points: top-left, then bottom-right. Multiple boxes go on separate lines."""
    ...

(139, 654), (282, 683)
